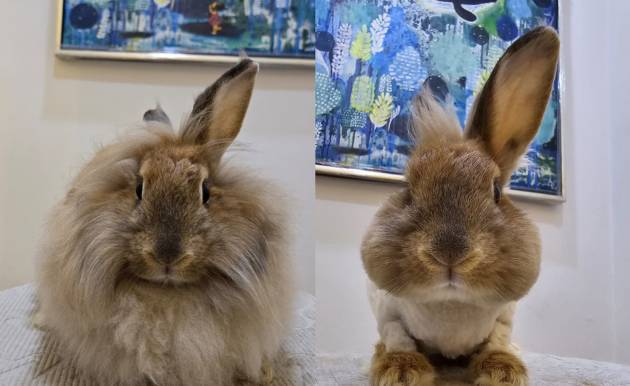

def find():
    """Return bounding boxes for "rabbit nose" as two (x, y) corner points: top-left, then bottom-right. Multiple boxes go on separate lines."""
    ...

(431, 227), (469, 267)
(154, 235), (182, 264)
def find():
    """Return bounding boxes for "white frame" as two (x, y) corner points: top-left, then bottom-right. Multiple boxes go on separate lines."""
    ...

(54, 0), (315, 68)
(315, 1), (566, 204)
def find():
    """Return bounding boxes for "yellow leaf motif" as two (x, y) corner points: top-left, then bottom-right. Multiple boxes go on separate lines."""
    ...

(369, 94), (394, 127)
(351, 76), (375, 112)
(350, 25), (372, 62)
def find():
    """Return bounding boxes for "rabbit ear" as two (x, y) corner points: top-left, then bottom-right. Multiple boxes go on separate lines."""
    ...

(465, 27), (559, 182)
(411, 86), (462, 145)
(181, 59), (258, 151)
(143, 105), (172, 127)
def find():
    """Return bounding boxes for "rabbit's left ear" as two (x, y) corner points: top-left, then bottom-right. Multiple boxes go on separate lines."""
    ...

(465, 27), (559, 183)
(181, 59), (258, 151)
(143, 105), (172, 127)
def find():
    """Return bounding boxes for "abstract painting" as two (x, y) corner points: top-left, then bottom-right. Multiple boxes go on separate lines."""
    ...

(315, 0), (562, 199)
(58, 0), (315, 61)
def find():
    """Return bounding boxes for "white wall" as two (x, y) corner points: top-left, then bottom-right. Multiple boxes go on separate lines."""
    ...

(0, 1), (314, 294)
(316, 0), (628, 364)
(609, 0), (630, 365)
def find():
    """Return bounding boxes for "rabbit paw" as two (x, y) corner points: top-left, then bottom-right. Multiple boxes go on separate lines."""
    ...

(370, 343), (436, 386)
(235, 362), (274, 386)
(471, 350), (528, 386)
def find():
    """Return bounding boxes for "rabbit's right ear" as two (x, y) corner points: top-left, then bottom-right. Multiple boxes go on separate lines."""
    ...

(181, 59), (258, 157)
(465, 27), (559, 184)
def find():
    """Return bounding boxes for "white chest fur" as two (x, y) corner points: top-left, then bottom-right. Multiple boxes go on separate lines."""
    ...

(368, 281), (506, 358)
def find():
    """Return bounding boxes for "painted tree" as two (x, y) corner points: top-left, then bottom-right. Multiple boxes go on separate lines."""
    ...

(369, 93), (394, 128)
(351, 75), (375, 112)
(331, 23), (352, 78)
(350, 25), (372, 62)
(370, 13), (390, 54)
(389, 46), (424, 91)
(316, 72), (342, 115)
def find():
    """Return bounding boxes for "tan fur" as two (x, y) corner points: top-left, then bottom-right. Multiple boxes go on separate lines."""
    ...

(362, 27), (559, 385)
(371, 343), (436, 386)
(35, 60), (292, 386)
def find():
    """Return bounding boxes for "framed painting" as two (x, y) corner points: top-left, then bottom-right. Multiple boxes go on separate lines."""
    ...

(55, 0), (316, 66)
(315, 0), (563, 201)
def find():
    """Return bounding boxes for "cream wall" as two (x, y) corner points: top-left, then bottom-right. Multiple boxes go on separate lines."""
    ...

(0, 1), (315, 293)
(316, 0), (629, 364)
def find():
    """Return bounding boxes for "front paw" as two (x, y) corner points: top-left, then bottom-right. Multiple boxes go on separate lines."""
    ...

(235, 362), (274, 386)
(471, 350), (527, 386)
(370, 343), (436, 386)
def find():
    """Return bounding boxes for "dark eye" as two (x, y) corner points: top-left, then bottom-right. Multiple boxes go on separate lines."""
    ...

(493, 178), (502, 204)
(136, 178), (143, 201)
(202, 179), (210, 205)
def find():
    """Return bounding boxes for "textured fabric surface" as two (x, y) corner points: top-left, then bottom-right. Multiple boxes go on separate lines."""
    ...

(0, 284), (314, 386)
(316, 352), (630, 386)
(3, 285), (630, 385)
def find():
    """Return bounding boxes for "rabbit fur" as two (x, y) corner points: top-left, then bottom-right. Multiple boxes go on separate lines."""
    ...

(362, 27), (560, 386)
(35, 59), (293, 386)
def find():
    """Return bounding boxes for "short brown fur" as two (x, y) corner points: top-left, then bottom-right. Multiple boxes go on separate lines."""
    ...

(363, 27), (559, 386)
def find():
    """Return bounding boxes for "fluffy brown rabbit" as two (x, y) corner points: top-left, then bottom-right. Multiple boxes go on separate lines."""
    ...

(35, 59), (292, 386)
(362, 27), (559, 386)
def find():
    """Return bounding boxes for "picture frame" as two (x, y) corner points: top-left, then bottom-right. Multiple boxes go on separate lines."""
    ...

(315, 0), (565, 203)
(55, 0), (315, 67)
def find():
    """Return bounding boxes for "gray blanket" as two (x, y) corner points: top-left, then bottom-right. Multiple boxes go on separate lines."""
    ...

(0, 284), (314, 386)
(316, 350), (630, 385)
(2, 285), (630, 385)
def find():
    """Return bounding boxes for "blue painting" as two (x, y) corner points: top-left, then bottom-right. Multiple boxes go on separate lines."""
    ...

(315, 0), (561, 197)
(60, 0), (315, 59)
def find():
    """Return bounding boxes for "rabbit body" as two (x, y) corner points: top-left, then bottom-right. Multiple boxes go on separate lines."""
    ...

(37, 169), (290, 386)
(369, 281), (513, 359)
(362, 27), (560, 386)
(35, 60), (292, 386)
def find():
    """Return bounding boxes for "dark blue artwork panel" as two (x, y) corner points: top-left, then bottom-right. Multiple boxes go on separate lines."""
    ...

(315, 0), (561, 196)
(61, 0), (315, 59)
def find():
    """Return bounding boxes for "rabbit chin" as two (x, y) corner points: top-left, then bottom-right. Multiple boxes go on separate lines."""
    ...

(131, 264), (198, 286)
(408, 271), (486, 304)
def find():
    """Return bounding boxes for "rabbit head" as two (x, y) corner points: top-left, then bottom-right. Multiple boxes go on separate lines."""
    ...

(362, 27), (559, 303)
(125, 60), (262, 286)
(47, 59), (282, 302)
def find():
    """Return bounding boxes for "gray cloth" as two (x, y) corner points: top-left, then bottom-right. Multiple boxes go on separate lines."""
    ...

(3, 285), (630, 385)
(0, 284), (314, 386)
(315, 352), (630, 386)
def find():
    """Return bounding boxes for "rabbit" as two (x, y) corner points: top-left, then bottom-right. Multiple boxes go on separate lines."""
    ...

(361, 27), (560, 386)
(34, 59), (293, 386)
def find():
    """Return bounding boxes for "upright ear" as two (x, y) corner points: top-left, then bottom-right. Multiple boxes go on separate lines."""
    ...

(410, 87), (462, 146)
(465, 27), (559, 183)
(181, 59), (258, 154)
(143, 105), (172, 127)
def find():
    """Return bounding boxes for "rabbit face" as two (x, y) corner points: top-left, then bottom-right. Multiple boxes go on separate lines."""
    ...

(370, 140), (540, 304)
(126, 147), (213, 285)
(362, 27), (559, 303)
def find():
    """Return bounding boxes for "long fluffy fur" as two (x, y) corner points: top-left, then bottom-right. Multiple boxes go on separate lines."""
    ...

(36, 62), (292, 386)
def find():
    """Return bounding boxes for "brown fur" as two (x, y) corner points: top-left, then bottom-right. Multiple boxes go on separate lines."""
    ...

(363, 27), (559, 385)
(471, 350), (528, 386)
(371, 343), (436, 386)
(35, 59), (292, 386)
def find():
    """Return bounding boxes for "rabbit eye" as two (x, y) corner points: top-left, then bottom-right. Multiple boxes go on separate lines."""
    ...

(493, 178), (502, 204)
(136, 178), (143, 201)
(202, 179), (210, 205)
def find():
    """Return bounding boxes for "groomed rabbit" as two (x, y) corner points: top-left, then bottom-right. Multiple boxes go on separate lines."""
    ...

(35, 59), (292, 386)
(362, 27), (559, 386)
